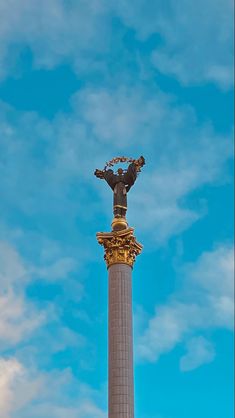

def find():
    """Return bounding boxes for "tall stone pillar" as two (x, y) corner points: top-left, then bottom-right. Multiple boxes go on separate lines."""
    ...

(97, 226), (142, 418)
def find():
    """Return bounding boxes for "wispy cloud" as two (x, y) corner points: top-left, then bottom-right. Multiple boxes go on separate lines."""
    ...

(0, 358), (43, 418)
(0, 237), (87, 359)
(180, 336), (215, 371)
(0, 0), (110, 80)
(115, 0), (234, 88)
(0, 242), (46, 349)
(0, 358), (106, 418)
(137, 244), (234, 369)
(32, 257), (77, 282)
(0, 0), (233, 88)
(0, 239), (101, 415)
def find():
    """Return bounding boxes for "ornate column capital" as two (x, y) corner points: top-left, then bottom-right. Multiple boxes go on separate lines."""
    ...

(96, 227), (143, 269)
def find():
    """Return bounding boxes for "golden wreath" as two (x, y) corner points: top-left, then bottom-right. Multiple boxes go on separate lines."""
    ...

(94, 156), (145, 179)
(104, 156), (134, 171)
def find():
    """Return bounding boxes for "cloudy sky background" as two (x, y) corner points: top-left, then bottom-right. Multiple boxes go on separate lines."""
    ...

(0, 1), (234, 417)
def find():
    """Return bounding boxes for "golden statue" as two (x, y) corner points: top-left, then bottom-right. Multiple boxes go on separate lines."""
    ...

(94, 156), (145, 231)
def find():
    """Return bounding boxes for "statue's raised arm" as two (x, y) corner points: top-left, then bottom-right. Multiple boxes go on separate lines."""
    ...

(94, 169), (105, 179)
(124, 156), (145, 191)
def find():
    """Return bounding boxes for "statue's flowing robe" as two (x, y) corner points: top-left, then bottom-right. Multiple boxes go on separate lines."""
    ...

(103, 163), (138, 216)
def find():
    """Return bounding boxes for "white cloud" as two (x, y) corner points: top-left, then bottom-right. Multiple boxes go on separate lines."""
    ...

(0, 0), (110, 80)
(22, 402), (106, 418)
(74, 88), (152, 147)
(0, 240), (83, 350)
(0, 290), (45, 348)
(180, 336), (215, 372)
(0, 241), (90, 417)
(0, 360), (106, 418)
(33, 257), (77, 281)
(137, 245), (234, 368)
(187, 245), (234, 329)
(0, 0), (233, 88)
(137, 302), (201, 362)
(0, 358), (42, 418)
(0, 241), (27, 287)
(0, 241), (46, 348)
(0, 358), (23, 417)
(114, 0), (234, 88)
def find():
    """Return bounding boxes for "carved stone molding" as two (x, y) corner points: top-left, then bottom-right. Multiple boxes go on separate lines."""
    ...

(96, 227), (142, 268)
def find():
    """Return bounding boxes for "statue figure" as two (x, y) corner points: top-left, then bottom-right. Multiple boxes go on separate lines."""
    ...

(94, 156), (145, 219)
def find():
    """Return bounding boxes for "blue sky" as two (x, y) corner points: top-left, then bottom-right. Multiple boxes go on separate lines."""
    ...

(0, 1), (234, 417)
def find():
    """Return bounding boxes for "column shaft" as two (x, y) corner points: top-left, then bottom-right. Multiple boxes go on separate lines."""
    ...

(108, 263), (134, 418)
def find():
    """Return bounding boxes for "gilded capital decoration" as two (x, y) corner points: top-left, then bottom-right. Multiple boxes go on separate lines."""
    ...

(96, 227), (143, 268)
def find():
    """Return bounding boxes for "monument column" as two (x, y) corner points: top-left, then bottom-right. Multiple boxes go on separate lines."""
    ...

(95, 155), (145, 417)
(97, 227), (142, 418)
